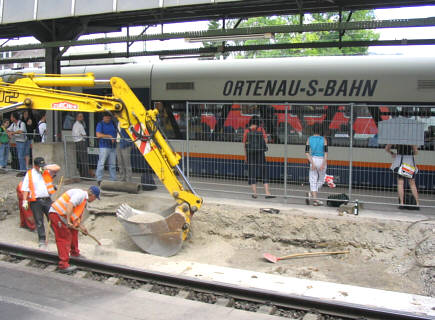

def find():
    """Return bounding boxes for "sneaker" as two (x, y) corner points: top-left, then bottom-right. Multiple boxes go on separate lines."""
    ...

(16, 172), (26, 177)
(58, 265), (77, 273)
(313, 200), (324, 206)
(38, 242), (48, 251)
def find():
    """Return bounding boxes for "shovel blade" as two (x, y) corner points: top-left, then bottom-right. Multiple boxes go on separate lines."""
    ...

(263, 253), (278, 263)
(116, 203), (187, 257)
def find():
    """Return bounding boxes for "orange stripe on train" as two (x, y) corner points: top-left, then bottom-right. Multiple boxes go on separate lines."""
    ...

(181, 153), (435, 171)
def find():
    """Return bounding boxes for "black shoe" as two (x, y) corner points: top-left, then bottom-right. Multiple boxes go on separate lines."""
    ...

(398, 205), (405, 210)
(16, 172), (25, 177)
(252, 194), (257, 199)
(97, 181), (101, 186)
(265, 195), (276, 199)
(58, 265), (77, 273)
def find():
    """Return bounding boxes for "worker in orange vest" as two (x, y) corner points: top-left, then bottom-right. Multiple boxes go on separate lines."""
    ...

(48, 186), (100, 273)
(21, 157), (60, 249)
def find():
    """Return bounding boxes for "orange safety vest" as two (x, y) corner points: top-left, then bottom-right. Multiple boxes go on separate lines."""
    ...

(28, 169), (55, 202)
(51, 192), (87, 227)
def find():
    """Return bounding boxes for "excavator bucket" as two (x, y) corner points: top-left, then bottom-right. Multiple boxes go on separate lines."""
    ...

(116, 203), (189, 257)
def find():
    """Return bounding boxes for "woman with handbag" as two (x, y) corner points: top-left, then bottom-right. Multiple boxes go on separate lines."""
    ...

(385, 144), (419, 210)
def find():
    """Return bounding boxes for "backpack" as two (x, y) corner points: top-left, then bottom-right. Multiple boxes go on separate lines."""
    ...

(246, 128), (267, 152)
(327, 193), (349, 207)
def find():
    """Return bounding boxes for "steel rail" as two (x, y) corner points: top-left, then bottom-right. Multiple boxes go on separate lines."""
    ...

(0, 242), (429, 320)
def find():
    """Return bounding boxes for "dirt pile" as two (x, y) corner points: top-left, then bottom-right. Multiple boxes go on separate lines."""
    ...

(0, 173), (433, 297)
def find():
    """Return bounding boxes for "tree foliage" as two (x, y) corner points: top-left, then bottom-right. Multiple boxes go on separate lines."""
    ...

(206, 11), (380, 59)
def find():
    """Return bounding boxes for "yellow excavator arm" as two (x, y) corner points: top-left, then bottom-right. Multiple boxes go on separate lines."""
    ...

(0, 73), (202, 256)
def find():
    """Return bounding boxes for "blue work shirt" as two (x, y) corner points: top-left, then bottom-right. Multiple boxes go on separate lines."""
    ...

(309, 135), (325, 157)
(96, 120), (116, 149)
(119, 128), (133, 149)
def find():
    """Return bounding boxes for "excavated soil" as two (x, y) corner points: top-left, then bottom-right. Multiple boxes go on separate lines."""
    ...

(0, 172), (433, 297)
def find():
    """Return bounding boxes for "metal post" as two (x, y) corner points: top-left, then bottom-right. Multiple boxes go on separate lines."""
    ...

(63, 137), (69, 178)
(186, 102), (190, 179)
(348, 103), (354, 200)
(44, 47), (61, 143)
(284, 104), (288, 203)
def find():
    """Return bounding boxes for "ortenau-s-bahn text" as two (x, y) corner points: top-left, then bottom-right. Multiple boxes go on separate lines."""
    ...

(222, 79), (378, 97)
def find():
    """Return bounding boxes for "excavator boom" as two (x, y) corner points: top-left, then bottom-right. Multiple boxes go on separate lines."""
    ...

(0, 73), (203, 256)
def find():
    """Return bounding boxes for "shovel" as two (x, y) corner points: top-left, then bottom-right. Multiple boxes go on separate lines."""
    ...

(263, 250), (349, 263)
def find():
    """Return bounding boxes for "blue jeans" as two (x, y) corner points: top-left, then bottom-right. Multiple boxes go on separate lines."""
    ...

(24, 139), (32, 156)
(96, 147), (116, 181)
(15, 141), (27, 171)
(0, 143), (9, 167)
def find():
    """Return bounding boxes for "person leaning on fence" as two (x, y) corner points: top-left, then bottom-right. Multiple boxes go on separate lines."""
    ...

(0, 118), (10, 169)
(48, 186), (100, 273)
(96, 112), (117, 184)
(21, 157), (60, 249)
(72, 112), (90, 178)
(37, 112), (47, 143)
(385, 144), (420, 210)
(7, 112), (27, 176)
(243, 116), (275, 199)
(305, 123), (328, 206)
(116, 122), (133, 182)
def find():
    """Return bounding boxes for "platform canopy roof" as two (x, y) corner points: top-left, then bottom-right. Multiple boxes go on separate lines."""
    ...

(2, 0), (435, 41)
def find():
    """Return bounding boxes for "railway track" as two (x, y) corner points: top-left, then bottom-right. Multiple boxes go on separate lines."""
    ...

(0, 242), (430, 320)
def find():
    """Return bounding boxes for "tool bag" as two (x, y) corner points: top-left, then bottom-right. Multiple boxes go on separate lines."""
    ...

(246, 128), (268, 152)
(327, 193), (349, 207)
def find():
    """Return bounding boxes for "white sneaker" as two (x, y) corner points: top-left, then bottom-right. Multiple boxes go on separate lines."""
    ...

(38, 243), (48, 251)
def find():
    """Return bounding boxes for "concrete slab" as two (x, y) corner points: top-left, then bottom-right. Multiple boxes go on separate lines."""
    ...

(0, 261), (280, 320)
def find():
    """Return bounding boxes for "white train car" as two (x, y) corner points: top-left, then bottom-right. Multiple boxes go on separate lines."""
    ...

(2, 56), (434, 190)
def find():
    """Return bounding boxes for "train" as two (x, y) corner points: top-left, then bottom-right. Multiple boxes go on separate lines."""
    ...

(2, 55), (435, 191)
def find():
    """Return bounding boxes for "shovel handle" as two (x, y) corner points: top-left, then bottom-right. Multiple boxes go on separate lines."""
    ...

(84, 232), (102, 246)
(278, 250), (349, 261)
(75, 227), (102, 246)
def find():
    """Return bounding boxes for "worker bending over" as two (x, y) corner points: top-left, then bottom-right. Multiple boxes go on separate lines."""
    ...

(48, 186), (100, 273)
(21, 157), (60, 249)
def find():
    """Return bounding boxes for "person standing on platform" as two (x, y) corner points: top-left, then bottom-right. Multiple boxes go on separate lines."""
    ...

(48, 186), (100, 273)
(21, 157), (60, 249)
(0, 119), (10, 169)
(305, 123), (328, 206)
(385, 144), (420, 209)
(7, 112), (27, 176)
(96, 112), (117, 185)
(72, 113), (90, 178)
(243, 116), (274, 199)
(22, 110), (36, 169)
(37, 112), (47, 143)
(116, 123), (133, 182)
